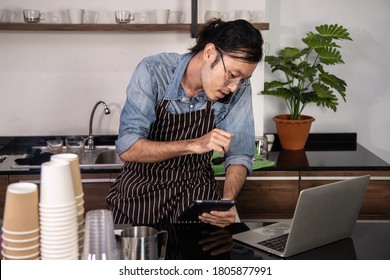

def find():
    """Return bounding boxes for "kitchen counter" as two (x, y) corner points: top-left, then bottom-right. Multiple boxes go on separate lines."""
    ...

(264, 132), (390, 171)
(1, 133), (389, 220)
(114, 220), (390, 260)
(0, 133), (389, 175)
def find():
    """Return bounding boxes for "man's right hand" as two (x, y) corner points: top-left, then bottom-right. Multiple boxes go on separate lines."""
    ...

(190, 128), (234, 155)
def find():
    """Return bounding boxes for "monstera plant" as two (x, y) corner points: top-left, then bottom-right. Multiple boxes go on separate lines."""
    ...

(262, 24), (353, 150)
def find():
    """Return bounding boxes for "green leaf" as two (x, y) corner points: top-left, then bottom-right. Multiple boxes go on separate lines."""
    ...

(315, 24), (352, 41)
(302, 34), (339, 49)
(263, 81), (287, 90)
(312, 83), (339, 111)
(264, 55), (281, 67)
(279, 47), (301, 59)
(315, 47), (344, 65)
(318, 70), (347, 101)
(261, 87), (295, 100)
(297, 61), (317, 82)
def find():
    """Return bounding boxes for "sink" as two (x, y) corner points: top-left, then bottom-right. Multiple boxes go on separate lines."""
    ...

(94, 149), (123, 165)
(9, 145), (124, 169)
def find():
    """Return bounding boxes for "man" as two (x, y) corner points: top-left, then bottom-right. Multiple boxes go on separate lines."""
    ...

(107, 19), (264, 227)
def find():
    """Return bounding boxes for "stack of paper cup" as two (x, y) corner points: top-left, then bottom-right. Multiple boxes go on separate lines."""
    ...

(1, 182), (40, 260)
(39, 161), (78, 260)
(50, 153), (85, 254)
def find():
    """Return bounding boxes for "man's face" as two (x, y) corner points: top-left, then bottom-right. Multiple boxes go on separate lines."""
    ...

(201, 48), (258, 101)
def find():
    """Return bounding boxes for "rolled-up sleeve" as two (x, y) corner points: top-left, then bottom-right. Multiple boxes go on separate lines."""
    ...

(115, 59), (158, 155)
(214, 82), (256, 174)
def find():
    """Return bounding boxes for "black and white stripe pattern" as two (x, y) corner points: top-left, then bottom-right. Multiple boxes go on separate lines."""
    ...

(107, 100), (220, 224)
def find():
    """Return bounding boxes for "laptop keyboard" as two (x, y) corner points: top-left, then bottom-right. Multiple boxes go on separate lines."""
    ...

(257, 233), (289, 252)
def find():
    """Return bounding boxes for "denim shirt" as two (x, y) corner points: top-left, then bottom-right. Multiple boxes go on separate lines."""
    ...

(116, 52), (255, 174)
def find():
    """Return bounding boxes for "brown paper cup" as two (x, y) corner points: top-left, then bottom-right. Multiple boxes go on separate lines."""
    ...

(1, 228), (39, 241)
(2, 250), (40, 260)
(2, 183), (39, 232)
(2, 235), (39, 249)
(2, 243), (40, 257)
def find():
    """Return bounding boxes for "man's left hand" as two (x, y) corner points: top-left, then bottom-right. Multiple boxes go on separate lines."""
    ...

(198, 206), (236, 227)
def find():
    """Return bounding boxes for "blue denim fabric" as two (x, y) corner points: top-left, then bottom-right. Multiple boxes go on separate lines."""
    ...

(116, 52), (255, 173)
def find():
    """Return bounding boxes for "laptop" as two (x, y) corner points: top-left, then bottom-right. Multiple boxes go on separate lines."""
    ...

(233, 175), (370, 258)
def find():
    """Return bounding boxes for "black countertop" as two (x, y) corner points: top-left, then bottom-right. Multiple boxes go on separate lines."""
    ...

(264, 133), (389, 171)
(265, 145), (390, 171)
(114, 221), (390, 260)
(0, 133), (389, 174)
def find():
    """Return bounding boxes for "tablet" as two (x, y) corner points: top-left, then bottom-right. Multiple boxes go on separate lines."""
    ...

(178, 199), (237, 221)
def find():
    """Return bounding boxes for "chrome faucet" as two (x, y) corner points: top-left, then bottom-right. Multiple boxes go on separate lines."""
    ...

(85, 101), (111, 150)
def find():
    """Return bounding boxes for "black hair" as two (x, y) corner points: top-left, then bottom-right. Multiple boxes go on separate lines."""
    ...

(189, 19), (264, 63)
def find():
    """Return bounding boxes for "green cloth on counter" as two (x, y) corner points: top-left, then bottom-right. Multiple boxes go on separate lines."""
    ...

(211, 152), (275, 175)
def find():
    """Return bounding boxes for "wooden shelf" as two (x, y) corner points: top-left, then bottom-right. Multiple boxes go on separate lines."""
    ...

(0, 23), (269, 33)
(0, 1), (270, 37)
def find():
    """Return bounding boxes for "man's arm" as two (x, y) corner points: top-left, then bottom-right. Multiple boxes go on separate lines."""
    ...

(222, 164), (247, 199)
(199, 164), (247, 227)
(119, 128), (234, 163)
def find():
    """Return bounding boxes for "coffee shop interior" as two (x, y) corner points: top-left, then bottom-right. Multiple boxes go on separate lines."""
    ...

(0, 0), (389, 261)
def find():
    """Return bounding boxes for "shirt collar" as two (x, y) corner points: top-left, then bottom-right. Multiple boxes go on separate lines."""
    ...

(164, 52), (208, 102)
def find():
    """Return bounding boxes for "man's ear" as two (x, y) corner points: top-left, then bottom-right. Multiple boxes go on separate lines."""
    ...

(203, 43), (218, 62)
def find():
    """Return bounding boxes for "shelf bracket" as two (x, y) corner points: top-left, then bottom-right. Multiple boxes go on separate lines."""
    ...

(191, 0), (198, 38)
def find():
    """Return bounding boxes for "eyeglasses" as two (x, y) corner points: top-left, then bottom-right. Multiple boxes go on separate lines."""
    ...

(217, 49), (245, 87)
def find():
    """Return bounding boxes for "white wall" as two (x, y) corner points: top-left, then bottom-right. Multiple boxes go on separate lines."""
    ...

(264, 0), (390, 164)
(0, 0), (265, 136)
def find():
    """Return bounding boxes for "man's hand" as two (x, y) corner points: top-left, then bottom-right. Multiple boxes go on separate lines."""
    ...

(198, 205), (236, 228)
(191, 128), (234, 155)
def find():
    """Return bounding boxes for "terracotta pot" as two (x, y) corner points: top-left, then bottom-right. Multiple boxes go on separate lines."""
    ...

(273, 114), (315, 150)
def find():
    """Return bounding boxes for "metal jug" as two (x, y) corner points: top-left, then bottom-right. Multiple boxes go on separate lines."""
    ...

(121, 226), (168, 260)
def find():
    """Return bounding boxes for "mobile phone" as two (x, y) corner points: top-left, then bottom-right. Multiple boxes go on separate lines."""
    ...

(178, 199), (237, 221)
(217, 93), (232, 104)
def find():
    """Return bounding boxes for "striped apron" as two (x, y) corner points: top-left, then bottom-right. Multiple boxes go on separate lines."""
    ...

(107, 99), (220, 224)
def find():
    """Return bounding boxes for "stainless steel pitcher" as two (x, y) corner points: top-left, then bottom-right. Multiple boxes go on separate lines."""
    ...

(121, 226), (168, 260)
